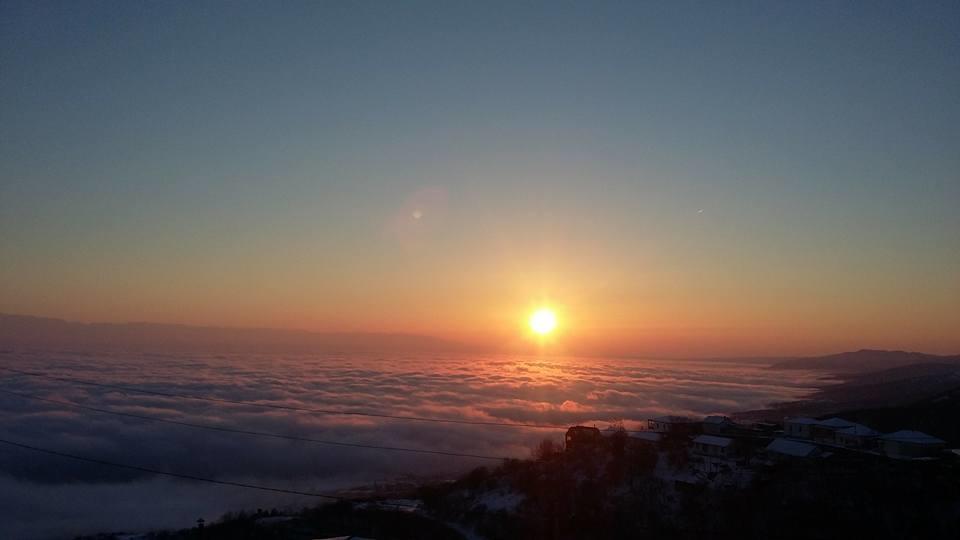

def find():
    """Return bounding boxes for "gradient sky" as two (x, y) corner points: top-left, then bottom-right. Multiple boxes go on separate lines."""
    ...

(2, 1), (958, 356)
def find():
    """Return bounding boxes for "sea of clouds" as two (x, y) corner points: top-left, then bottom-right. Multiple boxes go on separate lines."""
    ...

(0, 350), (821, 539)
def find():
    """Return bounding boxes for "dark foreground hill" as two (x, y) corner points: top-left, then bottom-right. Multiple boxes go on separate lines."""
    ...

(81, 433), (960, 540)
(75, 504), (466, 540)
(418, 442), (959, 540)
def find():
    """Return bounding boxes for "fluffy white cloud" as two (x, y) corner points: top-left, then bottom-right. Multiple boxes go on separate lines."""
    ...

(0, 350), (819, 539)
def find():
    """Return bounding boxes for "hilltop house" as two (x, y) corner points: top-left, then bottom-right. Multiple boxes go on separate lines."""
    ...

(878, 431), (946, 459)
(565, 426), (602, 451)
(648, 415), (698, 435)
(811, 417), (858, 444)
(627, 431), (662, 447)
(702, 415), (737, 435)
(835, 423), (881, 449)
(783, 417), (820, 439)
(691, 434), (734, 458)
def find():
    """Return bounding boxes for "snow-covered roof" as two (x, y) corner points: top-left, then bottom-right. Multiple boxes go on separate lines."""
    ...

(818, 417), (857, 429)
(766, 438), (819, 457)
(836, 424), (880, 437)
(880, 430), (946, 444)
(703, 415), (733, 424)
(785, 417), (820, 425)
(693, 434), (734, 447)
(629, 431), (662, 442)
(651, 415), (694, 423)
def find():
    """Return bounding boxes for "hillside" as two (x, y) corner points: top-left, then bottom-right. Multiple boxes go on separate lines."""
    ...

(832, 384), (960, 445)
(768, 349), (960, 373)
(418, 436), (960, 539)
(736, 360), (960, 423)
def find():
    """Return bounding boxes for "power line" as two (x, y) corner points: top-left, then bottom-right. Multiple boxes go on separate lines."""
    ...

(0, 365), (591, 431)
(0, 388), (509, 461)
(0, 437), (417, 507)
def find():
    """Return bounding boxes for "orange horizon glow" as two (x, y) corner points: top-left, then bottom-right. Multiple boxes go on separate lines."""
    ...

(4, 301), (960, 357)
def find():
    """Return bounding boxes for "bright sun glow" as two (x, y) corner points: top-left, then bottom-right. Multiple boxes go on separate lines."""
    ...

(529, 308), (557, 335)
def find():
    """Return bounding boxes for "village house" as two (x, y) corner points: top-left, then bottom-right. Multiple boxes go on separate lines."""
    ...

(627, 431), (662, 447)
(702, 415), (738, 435)
(766, 437), (822, 460)
(691, 434), (734, 458)
(647, 415), (698, 435)
(565, 425), (602, 451)
(783, 417), (820, 439)
(751, 421), (779, 435)
(835, 423), (881, 449)
(810, 417), (858, 444)
(878, 430), (946, 459)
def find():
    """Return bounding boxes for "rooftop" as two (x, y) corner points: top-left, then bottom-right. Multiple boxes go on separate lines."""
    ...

(651, 415), (695, 423)
(785, 417), (820, 425)
(837, 424), (880, 437)
(767, 438), (820, 457)
(880, 430), (946, 444)
(693, 434), (734, 447)
(567, 425), (600, 432)
(818, 417), (858, 429)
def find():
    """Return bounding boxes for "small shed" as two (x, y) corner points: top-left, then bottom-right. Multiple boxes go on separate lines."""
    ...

(878, 431), (946, 459)
(565, 425), (602, 451)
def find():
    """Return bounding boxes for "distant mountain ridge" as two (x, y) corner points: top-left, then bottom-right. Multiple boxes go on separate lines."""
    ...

(738, 355), (960, 426)
(0, 313), (472, 353)
(768, 349), (960, 372)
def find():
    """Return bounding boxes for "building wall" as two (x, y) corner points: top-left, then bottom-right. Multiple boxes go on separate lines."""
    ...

(881, 440), (945, 459)
(648, 420), (696, 434)
(565, 427), (601, 451)
(837, 434), (876, 450)
(693, 443), (728, 457)
(703, 423), (732, 436)
(785, 422), (813, 439)
(811, 425), (839, 444)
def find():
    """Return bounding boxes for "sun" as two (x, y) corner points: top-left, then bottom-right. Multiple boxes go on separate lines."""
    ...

(529, 308), (557, 335)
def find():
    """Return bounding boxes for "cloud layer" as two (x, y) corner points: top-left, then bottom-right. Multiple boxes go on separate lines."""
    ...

(0, 350), (819, 539)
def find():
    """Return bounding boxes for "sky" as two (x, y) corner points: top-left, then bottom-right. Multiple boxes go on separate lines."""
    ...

(1, 1), (958, 356)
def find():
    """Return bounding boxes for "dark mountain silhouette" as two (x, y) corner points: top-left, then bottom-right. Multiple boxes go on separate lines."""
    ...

(814, 362), (960, 407)
(769, 349), (960, 372)
(738, 360), (960, 423)
(0, 313), (472, 354)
